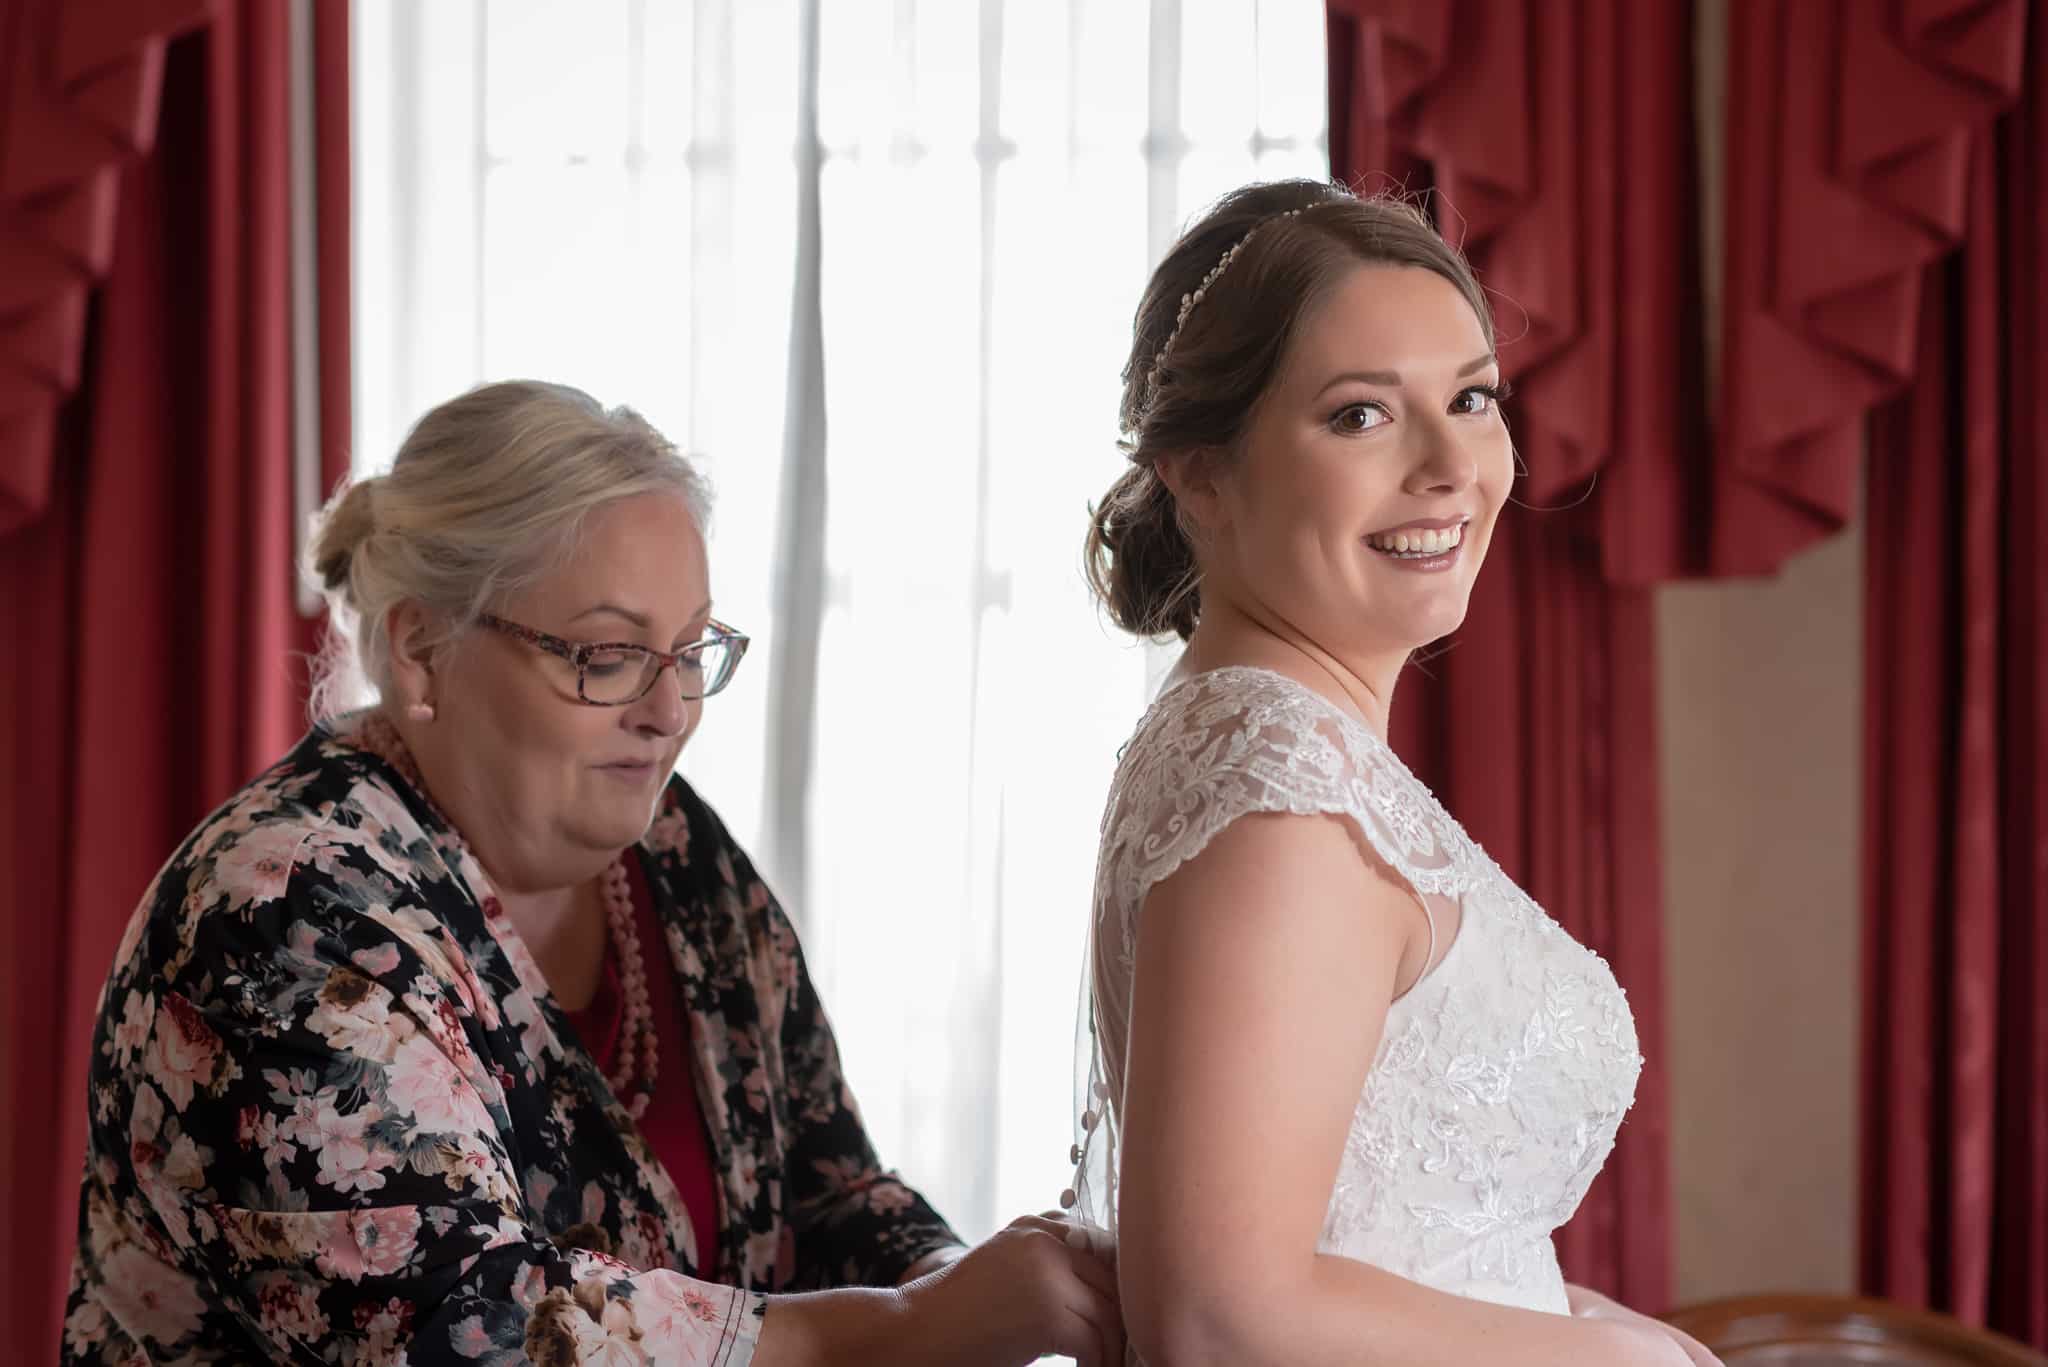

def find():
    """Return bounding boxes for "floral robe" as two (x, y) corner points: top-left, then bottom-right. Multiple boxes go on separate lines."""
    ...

(61, 724), (960, 1364)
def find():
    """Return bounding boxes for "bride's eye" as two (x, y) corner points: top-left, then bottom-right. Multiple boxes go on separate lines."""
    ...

(1332, 402), (1391, 434)
(1451, 381), (1512, 416)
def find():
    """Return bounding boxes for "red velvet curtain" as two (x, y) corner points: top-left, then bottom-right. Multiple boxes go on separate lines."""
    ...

(1717, 0), (2043, 1347)
(0, 3), (349, 1359)
(1325, 0), (1704, 1311)
(1858, 23), (2048, 1351)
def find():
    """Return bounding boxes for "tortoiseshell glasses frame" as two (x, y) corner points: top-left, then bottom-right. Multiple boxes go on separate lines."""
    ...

(475, 612), (750, 705)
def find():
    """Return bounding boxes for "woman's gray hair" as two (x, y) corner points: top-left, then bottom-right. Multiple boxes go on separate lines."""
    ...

(305, 379), (711, 723)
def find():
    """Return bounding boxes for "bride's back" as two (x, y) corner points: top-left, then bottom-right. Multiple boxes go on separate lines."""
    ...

(1079, 665), (1641, 1316)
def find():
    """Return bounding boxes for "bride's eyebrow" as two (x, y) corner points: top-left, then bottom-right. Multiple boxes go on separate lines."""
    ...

(1315, 369), (1401, 396)
(1312, 353), (1498, 400)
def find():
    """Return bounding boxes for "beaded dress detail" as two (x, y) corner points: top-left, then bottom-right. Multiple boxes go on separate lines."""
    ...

(1072, 667), (1643, 1315)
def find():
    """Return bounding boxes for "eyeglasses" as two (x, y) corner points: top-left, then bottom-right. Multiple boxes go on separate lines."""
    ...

(476, 612), (751, 705)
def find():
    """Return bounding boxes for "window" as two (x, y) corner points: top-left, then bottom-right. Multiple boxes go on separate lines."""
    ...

(353, 0), (1326, 1239)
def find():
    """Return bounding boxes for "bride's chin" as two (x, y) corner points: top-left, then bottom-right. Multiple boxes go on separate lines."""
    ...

(1360, 601), (1475, 652)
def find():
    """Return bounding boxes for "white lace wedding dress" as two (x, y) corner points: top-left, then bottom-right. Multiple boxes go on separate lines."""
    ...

(1072, 666), (1643, 1316)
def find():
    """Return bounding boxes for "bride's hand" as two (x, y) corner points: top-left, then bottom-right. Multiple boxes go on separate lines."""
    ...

(1566, 1284), (1724, 1367)
(900, 1212), (1123, 1366)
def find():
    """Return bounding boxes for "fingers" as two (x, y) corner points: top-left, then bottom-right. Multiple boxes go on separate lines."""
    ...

(1046, 1283), (1121, 1367)
(1097, 1288), (1128, 1367)
(1015, 1212), (1118, 1262)
(1060, 1234), (1123, 1367)
(1003, 1214), (1124, 1366)
(1062, 1236), (1119, 1302)
(1015, 1211), (1080, 1236)
(1010, 1216), (1119, 1309)
(1067, 1222), (1118, 1265)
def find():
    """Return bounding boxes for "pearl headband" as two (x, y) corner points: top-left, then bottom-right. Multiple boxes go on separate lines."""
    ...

(1127, 207), (1307, 433)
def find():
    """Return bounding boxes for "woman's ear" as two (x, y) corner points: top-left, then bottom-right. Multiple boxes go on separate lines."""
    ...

(1152, 448), (1229, 539)
(385, 600), (438, 710)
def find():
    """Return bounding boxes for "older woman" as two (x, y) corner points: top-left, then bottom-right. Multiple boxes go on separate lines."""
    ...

(62, 381), (1120, 1365)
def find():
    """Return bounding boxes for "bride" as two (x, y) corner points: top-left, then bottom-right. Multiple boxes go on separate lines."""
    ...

(1070, 179), (1718, 1367)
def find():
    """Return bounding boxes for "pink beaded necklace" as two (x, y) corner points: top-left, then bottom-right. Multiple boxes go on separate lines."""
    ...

(352, 714), (659, 1118)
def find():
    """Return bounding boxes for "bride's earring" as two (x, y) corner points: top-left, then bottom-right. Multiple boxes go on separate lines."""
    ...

(406, 701), (437, 723)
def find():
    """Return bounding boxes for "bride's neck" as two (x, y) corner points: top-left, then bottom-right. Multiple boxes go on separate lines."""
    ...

(1178, 602), (1402, 740)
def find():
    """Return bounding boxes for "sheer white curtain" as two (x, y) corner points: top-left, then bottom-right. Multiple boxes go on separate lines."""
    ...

(353, 0), (1325, 1242)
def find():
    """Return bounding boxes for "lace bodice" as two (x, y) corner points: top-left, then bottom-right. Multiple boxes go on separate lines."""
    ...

(1074, 667), (1642, 1315)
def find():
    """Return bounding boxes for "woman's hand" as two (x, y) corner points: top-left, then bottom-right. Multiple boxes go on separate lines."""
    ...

(756, 1212), (1121, 1366)
(1566, 1284), (1725, 1367)
(899, 1212), (1124, 1366)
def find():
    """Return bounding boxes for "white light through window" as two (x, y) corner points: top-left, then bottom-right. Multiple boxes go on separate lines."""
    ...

(354, 0), (1326, 1248)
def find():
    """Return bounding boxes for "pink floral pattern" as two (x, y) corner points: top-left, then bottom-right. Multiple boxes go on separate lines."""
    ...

(62, 724), (958, 1364)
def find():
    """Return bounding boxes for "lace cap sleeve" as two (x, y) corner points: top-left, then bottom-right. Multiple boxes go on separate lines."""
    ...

(1069, 667), (1481, 1234)
(1098, 667), (1475, 937)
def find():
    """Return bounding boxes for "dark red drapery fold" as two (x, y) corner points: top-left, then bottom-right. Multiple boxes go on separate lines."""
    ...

(0, 0), (209, 534)
(1858, 15), (2048, 1347)
(0, 3), (350, 1359)
(1716, 0), (2028, 576)
(1326, 0), (1703, 1311)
